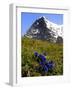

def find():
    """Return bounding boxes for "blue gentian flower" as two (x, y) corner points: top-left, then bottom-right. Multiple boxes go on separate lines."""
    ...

(39, 54), (46, 62)
(39, 61), (44, 65)
(34, 52), (55, 73)
(43, 65), (48, 72)
(34, 52), (38, 57)
(46, 61), (54, 69)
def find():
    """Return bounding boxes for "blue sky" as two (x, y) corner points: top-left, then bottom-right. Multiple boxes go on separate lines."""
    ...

(21, 12), (63, 36)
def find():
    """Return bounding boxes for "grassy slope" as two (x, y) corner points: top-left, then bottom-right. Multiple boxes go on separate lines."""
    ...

(21, 37), (63, 77)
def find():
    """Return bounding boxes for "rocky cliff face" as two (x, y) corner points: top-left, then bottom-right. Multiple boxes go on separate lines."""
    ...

(25, 16), (63, 43)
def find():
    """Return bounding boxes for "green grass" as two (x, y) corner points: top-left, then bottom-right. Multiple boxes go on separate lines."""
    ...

(21, 37), (63, 77)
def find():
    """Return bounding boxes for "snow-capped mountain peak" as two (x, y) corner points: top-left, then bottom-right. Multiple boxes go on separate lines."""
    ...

(25, 16), (63, 43)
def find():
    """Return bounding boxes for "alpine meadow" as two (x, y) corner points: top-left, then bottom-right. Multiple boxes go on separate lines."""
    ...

(21, 13), (63, 77)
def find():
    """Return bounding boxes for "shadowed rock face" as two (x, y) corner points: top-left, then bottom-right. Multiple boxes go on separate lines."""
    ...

(25, 16), (63, 43)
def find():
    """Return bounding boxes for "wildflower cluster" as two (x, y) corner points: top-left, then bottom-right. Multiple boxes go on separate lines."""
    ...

(34, 52), (55, 73)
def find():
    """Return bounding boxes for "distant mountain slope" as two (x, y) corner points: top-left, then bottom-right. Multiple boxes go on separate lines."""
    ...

(24, 16), (63, 43)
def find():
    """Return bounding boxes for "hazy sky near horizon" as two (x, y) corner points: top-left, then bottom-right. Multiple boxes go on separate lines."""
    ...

(21, 12), (63, 36)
